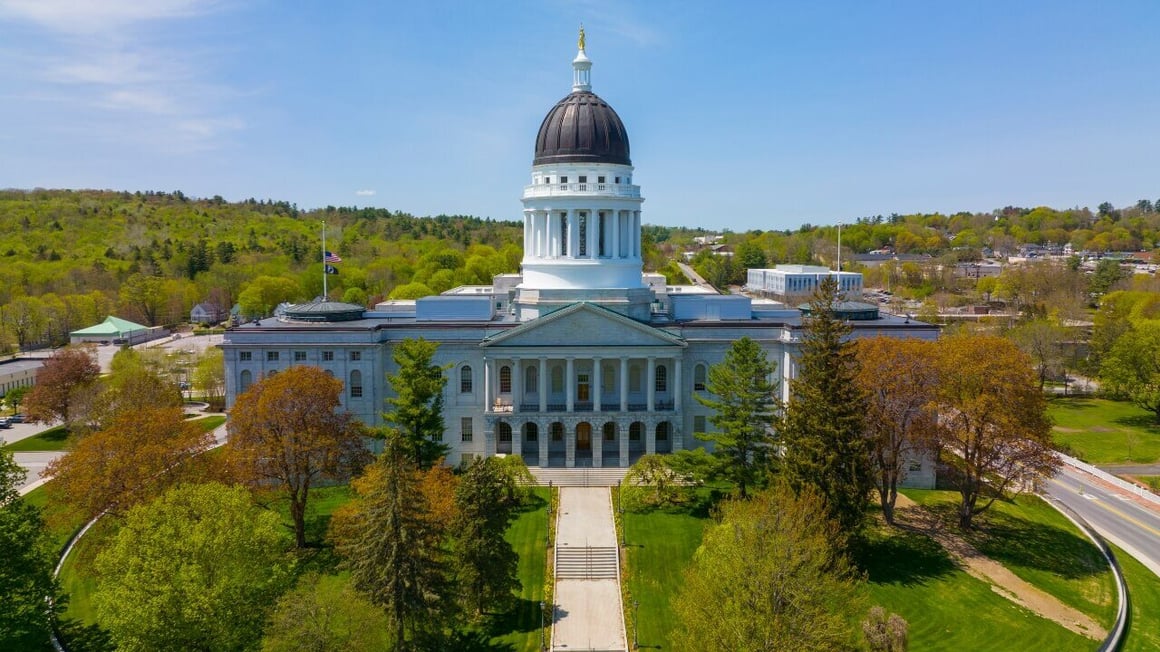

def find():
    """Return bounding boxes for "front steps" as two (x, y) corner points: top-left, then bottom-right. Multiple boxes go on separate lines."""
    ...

(556, 546), (619, 580)
(531, 467), (629, 487)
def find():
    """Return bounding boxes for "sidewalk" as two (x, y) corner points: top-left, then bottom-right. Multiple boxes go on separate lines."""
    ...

(552, 487), (627, 652)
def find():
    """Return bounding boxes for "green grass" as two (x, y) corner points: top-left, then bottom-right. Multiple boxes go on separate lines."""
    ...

(1048, 397), (1160, 463)
(192, 414), (226, 432)
(1131, 475), (1160, 492)
(1112, 543), (1160, 652)
(902, 489), (1117, 630)
(486, 487), (550, 651)
(3, 425), (70, 451)
(619, 490), (715, 650)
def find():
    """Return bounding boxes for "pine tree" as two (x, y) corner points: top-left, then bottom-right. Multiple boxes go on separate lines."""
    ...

(780, 277), (873, 537)
(451, 457), (521, 617)
(384, 338), (450, 468)
(694, 336), (779, 498)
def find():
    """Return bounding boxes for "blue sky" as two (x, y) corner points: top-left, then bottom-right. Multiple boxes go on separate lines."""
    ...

(1, 1), (1157, 231)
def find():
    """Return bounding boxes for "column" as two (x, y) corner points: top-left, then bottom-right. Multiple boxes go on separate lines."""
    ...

(593, 424), (602, 468)
(512, 357), (522, 411)
(635, 212), (642, 257)
(646, 419), (656, 455)
(620, 357), (629, 411)
(539, 357), (548, 412)
(538, 420), (549, 467)
(586, 210), (596, 259)
(568, 209), (578, 258)
(647, 356), (656, 412)
(619, 421), (629, 467)
(546, 210), (555, 258)
(593, 357), (602, 412)
(566, 423), (576, 468)
(611, 211), (621, 260)
(565, 357), (575, 412)
(673, 357), (682, 412)
(523, 212), (531, 254)
(484, 357), (494, 411)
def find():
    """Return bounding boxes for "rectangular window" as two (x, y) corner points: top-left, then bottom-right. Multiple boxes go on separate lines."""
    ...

(294, 351), (306, 362)
(578, 213), (587, 256)
(351, 386), (363, 398)
(322, 351), (334, 362)
(461, 417), (473, 442)
(349, 351), (361, 361)
(578, 175), (587, 183)
(266, 351), (279, 362)
(614, 176), (620, 184)
(909, 461), (923, 472)
(239, 351), (252, 362)
(598, 176), (605, 183)
(694, 415), (706, 434)
(560, 176), (568, 183)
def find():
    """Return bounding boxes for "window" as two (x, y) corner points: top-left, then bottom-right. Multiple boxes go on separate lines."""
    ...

(322, 351), (334, 362)
(560, 176), (568, 183)
(598, 211), (606, 256)
(614, 176), (620, 184)
(601, 363), (614, 395)
(629, 422), (642, 441)
(294, 351), (307, 362)
(461, 417), (473, 442)
(460, 366), (473, 393)
(551, 366), (564, 393)
(629, 366), (641, 392)
(525, 366), (538, 395)
(239, 351), (252, 362)
(544, 176), (551, 184)
(266, 351), (279, 362)
(349, 351), (361, 361)
(909, 461), (923, 472)
(656, 422), (669, 441)
(239, 370), (252, 392)
(598, 176), (605, 183)
(578, 175), (587, 183)
(655, 364), (667, 392)
(349, 370), (363, 398)
(525, 423), (538, 442)
(560, 213), (568, 256)
(694, 364), (707, 391)
(551, 422), (564, 441)
(578, 213), (587, 256)
(694, 415), (706, 434)
(498, 422), (512, 442)
(603, 422), (616, 441)
(499, 365), (512, 393)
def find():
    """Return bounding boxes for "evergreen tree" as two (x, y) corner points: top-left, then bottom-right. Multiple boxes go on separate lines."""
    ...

(384, 338), (450, 468)
(451, 457), (521, 617)
(0, 449), (60, 648)
(694, 336), (779, 498)
(780, 277), (873, 537)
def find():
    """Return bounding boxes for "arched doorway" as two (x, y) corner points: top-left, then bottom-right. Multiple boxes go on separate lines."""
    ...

(576, 422), (593, 466)
(655, 421), (672, 454)
(522, 422), (539, 460)
(628, 421), (645, 463)
(497, 421), (513, 454)
(602, 421), (619, 460)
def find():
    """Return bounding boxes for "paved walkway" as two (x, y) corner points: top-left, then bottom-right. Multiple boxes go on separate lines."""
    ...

(553, 487), (627, 651)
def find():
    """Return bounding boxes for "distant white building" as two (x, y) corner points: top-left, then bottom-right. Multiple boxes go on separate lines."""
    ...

(0, 358), (42, 398)
(221, 37), (936, 487)
(746, 265), (863, 302)
(191, 302), (229, 325)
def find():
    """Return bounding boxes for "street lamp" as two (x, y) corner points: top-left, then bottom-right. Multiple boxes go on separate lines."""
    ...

(540, 600), (546, 651)
(546, 480), (552, 548)
(632, 599), (639, 649)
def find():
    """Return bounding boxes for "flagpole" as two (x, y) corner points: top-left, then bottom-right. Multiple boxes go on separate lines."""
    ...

(322, 221), (327, 301)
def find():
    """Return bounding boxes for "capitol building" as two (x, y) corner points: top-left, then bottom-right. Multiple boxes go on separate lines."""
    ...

(222, 35), (937, 481)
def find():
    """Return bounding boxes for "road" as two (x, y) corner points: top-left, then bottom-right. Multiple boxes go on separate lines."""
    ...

(1042, 465), (1160, 578)
(676, 261), (711, 287)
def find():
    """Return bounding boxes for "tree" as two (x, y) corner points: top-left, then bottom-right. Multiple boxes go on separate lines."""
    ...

(330, 440), (454, 648)
(93, 483), (294, 652)
(119, 273), (167, 326)
(45, 407), (214, 520)
(192, 347), (226, 411)
(863, 606), (909, 652)
(693, 336), (779, 498)
(0, 296), (47, 351)
(623, 453), (688, 508)
(237, 275), (301, 318)
(934, 333), (1057, 528)
(671, 483), (861, 651)
(0, 448), (60, 647)
(1100, 322), (1160, 423)
(23, 345), (100, 427)
(780, 277), (873, 536)
(261, 573), (392, 652)
(3, 385), (29, 414)
(1088, 258), (1128, 300)
(1008, 318), (1068, 389)
(384, 338), (449, 469)
(228, 365), (370, 548)
(735, 240), (768, 270)
(855, 337), (938, 525)
(451, 457), (521, 617)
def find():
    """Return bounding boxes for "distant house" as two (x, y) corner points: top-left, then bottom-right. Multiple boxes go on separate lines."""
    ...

(69, 316), (166, 346)
(191, 302), (228, 325)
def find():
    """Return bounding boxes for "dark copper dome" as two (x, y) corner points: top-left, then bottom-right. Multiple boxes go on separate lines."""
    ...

(533, 91), (631, 166)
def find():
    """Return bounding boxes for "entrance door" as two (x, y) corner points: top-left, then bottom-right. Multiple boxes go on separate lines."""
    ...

(576, 422), (592, 451)
(577, 373), (590, 402)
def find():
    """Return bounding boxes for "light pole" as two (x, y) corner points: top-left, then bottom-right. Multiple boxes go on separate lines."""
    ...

(618, 479), (625, 547)
(546, 480), (553, 548)
(540, 600), (546, 651)
(632, 599), (639, 649)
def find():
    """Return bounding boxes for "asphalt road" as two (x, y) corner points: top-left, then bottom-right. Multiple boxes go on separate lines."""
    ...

(1042, 465), (1160, 578)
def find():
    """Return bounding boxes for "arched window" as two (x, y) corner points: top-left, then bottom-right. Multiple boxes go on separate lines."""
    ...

(655, 422), (670, 441)
(349, 370), (363, 398)
(524, 422), (539, 442)
(694, 364), (707, 391)
(499, 365), (512, 393)
(629, 422), (643, 441)
(239, 370), (252, 393)
(498, 422), (512, 442)
(525, 365), (538, 395)
(603, 422), (616, 441)
(460, 365), (473, 393)
(551, 422), (565, 441)
(551, 366), (564, 393)
(655, 364), (667, 392)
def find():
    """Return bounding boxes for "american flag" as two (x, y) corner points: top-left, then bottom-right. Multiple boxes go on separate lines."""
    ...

(324, 251), (342, 263)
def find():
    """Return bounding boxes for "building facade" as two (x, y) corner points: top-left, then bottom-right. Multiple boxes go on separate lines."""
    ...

(221, 37), (938, 486)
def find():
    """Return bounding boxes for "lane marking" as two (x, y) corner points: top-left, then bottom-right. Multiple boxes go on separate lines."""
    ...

(1049, 478), (1160, 538)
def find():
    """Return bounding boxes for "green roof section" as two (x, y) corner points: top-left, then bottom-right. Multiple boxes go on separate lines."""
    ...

(70, 316), (150, 336)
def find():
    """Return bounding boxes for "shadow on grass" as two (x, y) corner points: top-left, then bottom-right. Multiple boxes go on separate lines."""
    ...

(484, 597), (550, 638)
(856, 527), (956, 587)
(970, 512), (1106, 580)
(1049, 397), (1096, 411)
(57, 618), (115, 652)
(1112, 413), (1160, 431)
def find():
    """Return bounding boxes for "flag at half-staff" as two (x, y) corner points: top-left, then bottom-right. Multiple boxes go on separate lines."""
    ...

(324, 264), (339, 275)
(325, 251), (343, 263)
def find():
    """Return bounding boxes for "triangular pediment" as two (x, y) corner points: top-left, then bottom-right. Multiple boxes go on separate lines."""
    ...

(482, 302), (685, 348)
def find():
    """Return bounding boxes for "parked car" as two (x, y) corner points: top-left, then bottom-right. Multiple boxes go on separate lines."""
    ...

(0, 418), (11, 429)
(8, 414), (24, 423)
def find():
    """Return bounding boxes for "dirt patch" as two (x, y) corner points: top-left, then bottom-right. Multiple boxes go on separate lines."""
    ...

(893, 494), (1106, 640)
(1088, 426), (1115, 433)
(1052, 426), (1081, 433)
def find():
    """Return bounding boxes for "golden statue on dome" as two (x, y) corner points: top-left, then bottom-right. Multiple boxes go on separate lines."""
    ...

(578, 24), (586, 50)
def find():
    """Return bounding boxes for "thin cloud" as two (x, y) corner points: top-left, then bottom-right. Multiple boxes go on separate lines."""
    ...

(0, 0), (226, 34)
(355, 189), (377, 197)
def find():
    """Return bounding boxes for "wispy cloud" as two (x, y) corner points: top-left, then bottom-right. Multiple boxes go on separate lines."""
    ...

(0, 0), (226, 34)
(560, 0), (663, 48)
(355, 189), (377, 197)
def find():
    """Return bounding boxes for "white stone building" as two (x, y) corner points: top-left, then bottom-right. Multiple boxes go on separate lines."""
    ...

(221, 37), (938, 486)
(746, 265), (864, 302)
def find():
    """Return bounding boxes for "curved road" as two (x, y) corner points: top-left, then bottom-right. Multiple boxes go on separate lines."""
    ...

(1042, 465), (1160, 578)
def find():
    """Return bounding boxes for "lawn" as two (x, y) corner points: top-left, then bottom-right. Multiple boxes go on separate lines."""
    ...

(1111, 543), (1160, 652)
(487, 487), (551, 652)
(1048, 397), (1160, 464)
(3, 425), (70, 451)
(901, 489), (1117, 630)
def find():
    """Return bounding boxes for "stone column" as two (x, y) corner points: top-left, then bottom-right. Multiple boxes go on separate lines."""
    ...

(673, 422), (684, 451)
(566, 422), (576, 468)
(539, 357), (548, 412)
(538, 420), (549, 467)
(619, 422), (629, 467)
(646, 418), (656, 455)
(586, 210), (596, 259)
(673, 357), (682, 412)
(565, 357), (575, 412)
(593, 357), (602, 412)
(620, 357), (629, 411)
(546, 210), (555, 258)
(593, 424), (603, 468)
(485, 417), (497, 457)
(611, 211), (621, 260)
(647, 356), (656, 412)
(568, 209), (578, 258)
(512, 357), (521, 411)
(484, 357), (493, 412)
